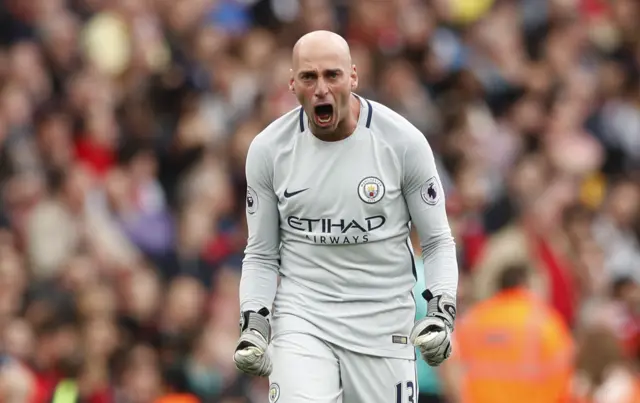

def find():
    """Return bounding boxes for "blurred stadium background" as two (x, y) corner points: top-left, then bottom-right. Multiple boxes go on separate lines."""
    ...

(0, 0), (638, 402)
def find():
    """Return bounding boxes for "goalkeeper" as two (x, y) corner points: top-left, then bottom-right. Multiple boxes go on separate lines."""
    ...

(234, 30), (459, 403)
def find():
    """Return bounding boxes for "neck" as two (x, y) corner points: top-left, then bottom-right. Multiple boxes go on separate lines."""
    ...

(311, 94), (361, 142)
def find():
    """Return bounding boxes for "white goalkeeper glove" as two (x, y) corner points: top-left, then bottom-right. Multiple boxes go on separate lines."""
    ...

(410, 291), (456, 367)
(233, 308), (272, 377)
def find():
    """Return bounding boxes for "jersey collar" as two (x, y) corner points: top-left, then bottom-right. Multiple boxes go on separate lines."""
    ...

(298, 93), (373, 133)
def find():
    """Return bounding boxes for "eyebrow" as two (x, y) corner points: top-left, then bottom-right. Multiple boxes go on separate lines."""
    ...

(298, 68), (343, 77)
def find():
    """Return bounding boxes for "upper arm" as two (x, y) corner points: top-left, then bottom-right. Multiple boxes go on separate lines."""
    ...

(401, 130), (450, 234)
(244, 137), (281, 261)
(402, 130), (441, 199)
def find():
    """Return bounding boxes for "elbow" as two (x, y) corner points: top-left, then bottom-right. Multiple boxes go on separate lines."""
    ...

(421, 231), (456, 259)
(243, 251), (280, 273)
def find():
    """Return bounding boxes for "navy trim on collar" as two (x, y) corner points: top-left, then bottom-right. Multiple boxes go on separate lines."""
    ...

(364, 98), (373, 128)
(298, 107), (305, 132)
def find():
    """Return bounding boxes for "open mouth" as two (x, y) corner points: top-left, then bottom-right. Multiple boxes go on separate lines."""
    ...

(314, 104), (334, 125)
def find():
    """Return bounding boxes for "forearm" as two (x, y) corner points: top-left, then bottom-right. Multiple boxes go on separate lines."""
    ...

(407, 189), (459, 300)
(421, 227), (458, 299)
(239, 262), (279, 313)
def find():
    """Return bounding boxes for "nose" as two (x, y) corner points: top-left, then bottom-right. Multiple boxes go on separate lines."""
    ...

(314, 77), (328, 99)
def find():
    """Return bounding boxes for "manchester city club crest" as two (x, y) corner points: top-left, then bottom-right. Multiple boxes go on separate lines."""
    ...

(358, 176), (385, 204)
(269, 383), (280, 403)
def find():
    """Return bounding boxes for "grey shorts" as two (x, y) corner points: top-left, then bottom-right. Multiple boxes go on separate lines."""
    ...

(268, 332), (417, 403)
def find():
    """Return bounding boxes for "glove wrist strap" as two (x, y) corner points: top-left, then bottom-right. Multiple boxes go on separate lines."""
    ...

(240, 308), (271, 341)
(423, 290), (457, 330)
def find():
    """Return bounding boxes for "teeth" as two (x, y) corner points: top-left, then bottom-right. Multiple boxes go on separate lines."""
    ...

(318, 115), (331, 123)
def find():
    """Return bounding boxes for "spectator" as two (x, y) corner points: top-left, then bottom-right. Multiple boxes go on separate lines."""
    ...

(570, 324), (640, 403)
(451, 264), (574, 403)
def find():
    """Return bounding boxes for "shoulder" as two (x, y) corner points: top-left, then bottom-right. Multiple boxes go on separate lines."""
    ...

(457, 294), (511, 332)
(366, 98), (429, 147)
(248, 107), (303, 157)
(540, 302), (571, 333)
(457, 300), (490, 327)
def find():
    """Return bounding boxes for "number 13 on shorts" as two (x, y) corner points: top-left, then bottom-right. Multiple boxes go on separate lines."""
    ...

(395, 381), (415, 403)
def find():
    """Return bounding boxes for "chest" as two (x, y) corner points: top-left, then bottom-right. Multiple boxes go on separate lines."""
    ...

(272, 134), (403, 223)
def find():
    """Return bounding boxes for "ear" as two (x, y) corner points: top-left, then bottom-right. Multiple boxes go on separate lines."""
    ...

(289, 69), (295, 93)
(350, 64), (358, 91)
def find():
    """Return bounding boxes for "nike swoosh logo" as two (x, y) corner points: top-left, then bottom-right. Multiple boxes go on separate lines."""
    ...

(284, 188), (309, 198)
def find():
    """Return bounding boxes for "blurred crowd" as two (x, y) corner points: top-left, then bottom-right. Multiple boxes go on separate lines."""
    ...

(0, 0), (639, 402)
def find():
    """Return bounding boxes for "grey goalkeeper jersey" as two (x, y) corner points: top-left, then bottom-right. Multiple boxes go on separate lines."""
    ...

(240, 95), (458, 360)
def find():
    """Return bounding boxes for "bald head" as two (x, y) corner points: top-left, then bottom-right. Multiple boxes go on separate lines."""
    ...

(292, 30), (352, 70)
